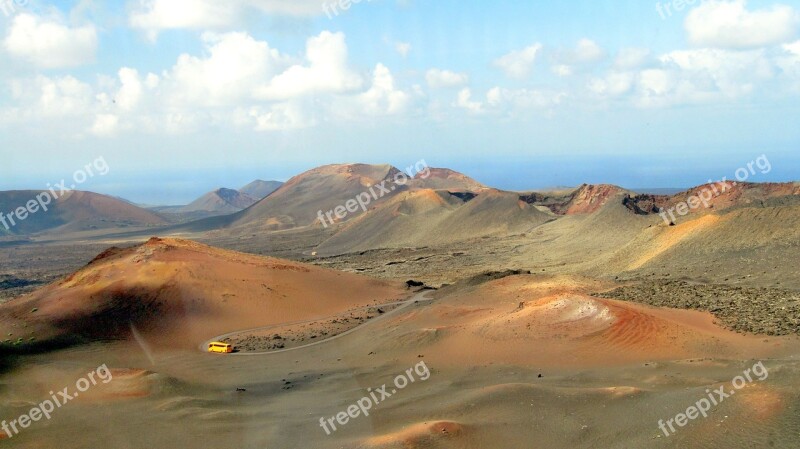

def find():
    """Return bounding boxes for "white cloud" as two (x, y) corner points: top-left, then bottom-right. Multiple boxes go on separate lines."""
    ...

(638, 69), (675, 97)
(485, 87), (566, 111)
(91, 114), (121, 136)
(551, 39), (606, 75)
(778, 41), (800, 91)
(686, 0), (799, 49)
(115, 68), (146, 112)
(587, 43), (794, 107)
(129, 0), (323, 40)
(356, 64), (411, 115)
(456, 86), (565, 116)
(552, 64), (573, 77)
(493, 44), (542, 79)
(425, 69), (468, 88)
(0, 30), (424, 135)
(614, 48), (651, 70)
(554, 39), (606, 65)
(626, 49), (775, 107)
(455, 88), (483, 113)
(3, 13), (97, 68)
(661, 48), (774, 95)
(165, 32), (287, 107)
(9, 75), (95, 118)
(129, 0), (237, 38)
(573, 38), (605, 64)
(395, 42), (412, 58)
(242, 102), (316, 132)
(785, 40), (800, 56)
(256, 31), (363, 100)
(246, 0), (324, 15)
(589, 72), (635, 96)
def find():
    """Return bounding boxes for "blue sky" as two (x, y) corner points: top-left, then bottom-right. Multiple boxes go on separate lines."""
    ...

(1, 0), (799, 204)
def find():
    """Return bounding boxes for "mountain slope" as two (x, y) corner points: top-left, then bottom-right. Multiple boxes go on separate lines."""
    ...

(0, 237), (405, 350)
(315, 188), (553, 254)
(178, 188), (258, 214)
(410, 168), (487, 192)
(239, 180), (284, 200)
(229, 164), (406, 231)
(0, 190), (167, 235)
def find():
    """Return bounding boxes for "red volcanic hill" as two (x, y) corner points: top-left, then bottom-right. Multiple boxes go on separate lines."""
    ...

(563, 184), (627, 215)
(519, 184), (632, 216)
(410, 168), (488, 192)
(658, 181), (800, 220)
(0, 190), (167, 235)
(0, 238), (405, 350)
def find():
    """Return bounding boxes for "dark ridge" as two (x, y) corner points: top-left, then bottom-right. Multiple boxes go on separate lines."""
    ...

(518, 192), (574, 215)
(0, 277), (43, 290)
(622, 194), (669, 215)
(449, 191), (478, 202)
(436, 269), (534, 296)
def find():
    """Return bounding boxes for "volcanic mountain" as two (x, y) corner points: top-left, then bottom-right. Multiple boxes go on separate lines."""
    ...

(144, 166), (800, 274)
(0, 238), (405, 350)
(312, 182), (641, 254)
(0, 190), (167, 235)
(178, 188), (258, 214)
(410, 167), (487, 192)
(239, 180), (284, 200)
(655, 181), (800, 222)
(314, 188), (553, 254)
(209, 164), (407, 232)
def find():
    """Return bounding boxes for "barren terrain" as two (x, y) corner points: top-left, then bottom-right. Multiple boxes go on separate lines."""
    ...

(1, 174), (799, 448)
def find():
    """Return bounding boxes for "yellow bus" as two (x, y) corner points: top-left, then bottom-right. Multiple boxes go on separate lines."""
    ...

(207, 342), (233, 353)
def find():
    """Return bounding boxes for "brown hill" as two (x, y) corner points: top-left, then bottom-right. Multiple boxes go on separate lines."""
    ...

(0, 190), (167, 235)
(229, 164), (406, 231)
(314, 188), (553, 255)
(563, 184), (628, 214)
(178, 188), (258, 214)
(0, 237), (405, 350)
(520, 184), (630, 215)
(410, 168), (487, 192)
(238, 180), (284, 200)
(657, 181), (800, 223)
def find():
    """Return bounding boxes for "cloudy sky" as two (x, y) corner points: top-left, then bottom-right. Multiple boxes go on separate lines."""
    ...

(1, 0), (799, 204)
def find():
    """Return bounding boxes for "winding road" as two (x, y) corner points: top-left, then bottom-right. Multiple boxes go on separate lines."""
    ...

(202, 290), (434, 356)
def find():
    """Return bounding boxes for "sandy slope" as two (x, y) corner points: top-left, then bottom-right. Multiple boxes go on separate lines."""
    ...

(0, 190), (167, 235)
(366, 274), (786, 368)
(0, 237), (406, 350)
(1, 248), (799, 448)
(315, 189), (553, 255)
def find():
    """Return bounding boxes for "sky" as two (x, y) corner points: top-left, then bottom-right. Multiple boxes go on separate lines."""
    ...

(0, 0), (799, 204)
